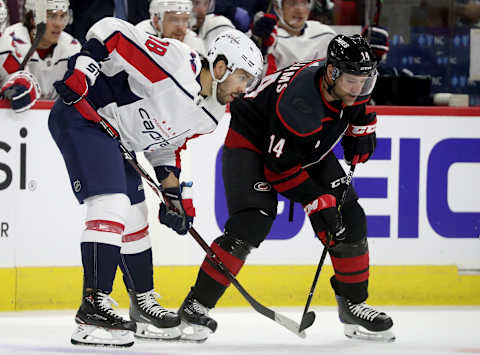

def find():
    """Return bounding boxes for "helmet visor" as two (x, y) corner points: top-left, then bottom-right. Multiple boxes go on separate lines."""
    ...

(336, 70), (378, 97)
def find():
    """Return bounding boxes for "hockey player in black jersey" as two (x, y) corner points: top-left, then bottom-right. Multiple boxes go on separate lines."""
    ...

(177, 34), (395, 343)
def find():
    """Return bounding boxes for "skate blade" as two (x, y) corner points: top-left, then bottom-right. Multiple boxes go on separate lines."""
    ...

(134, 322), (182, 341)
(178, 320), (213, 343)
(71, 324), (134, 347)
(344, 324), (396, 343)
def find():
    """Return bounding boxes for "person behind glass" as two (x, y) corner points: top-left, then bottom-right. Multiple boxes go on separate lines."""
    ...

(0, 0), (9, 34)
(190, 0), (235, 48)
(0, 0), (80, 112)
(136, 0), (205, 56)
(252, 0), (336, 75)
(176, 34), (395, 343)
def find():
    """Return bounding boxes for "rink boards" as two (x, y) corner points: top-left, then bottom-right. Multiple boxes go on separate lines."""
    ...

(0, 102), (479, 310)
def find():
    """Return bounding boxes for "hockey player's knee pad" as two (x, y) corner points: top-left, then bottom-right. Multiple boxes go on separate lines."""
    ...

(121, 201), (151, 255)
(82, 193), (131, 247)
(224, 208), (274, 247)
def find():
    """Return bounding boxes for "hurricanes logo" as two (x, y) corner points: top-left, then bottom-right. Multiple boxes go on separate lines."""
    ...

(253, 181), (271, 192)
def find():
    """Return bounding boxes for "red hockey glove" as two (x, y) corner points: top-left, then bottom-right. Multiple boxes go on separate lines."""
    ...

(159, 182), (195, 235)
(0, 71), (41, 113)
(304, 194), (346, 246)
(54, 53), (100, 105)
(342, 112), (377, 165)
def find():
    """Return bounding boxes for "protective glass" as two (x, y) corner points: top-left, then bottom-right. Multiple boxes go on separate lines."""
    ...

(283, 0), (311, 9)
(47, 10), (69, 25)
(336, 70), (378, 97)
(163, 12), (190, 25)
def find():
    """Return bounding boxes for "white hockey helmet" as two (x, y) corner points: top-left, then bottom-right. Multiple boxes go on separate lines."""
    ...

(25, 0), (70, 13)
(207, 29), (263, 83)
(25, 0), (70, 23)
(0, 0), (8, 32)
(150, 0), (192, 21)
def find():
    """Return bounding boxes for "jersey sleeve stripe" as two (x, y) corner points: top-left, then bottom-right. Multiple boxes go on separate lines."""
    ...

(270, 170), (309, 193)
(224, 128), (262, 153)
(104, 31), (168, 83)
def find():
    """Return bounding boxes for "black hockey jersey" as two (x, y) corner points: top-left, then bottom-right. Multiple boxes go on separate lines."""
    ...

(227, 60), (370, 204)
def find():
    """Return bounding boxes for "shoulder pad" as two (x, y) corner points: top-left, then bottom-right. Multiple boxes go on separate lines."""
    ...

(276, 61), (329, 137)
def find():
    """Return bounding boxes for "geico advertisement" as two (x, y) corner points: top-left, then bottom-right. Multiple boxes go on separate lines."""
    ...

(1, 107), (479, 268)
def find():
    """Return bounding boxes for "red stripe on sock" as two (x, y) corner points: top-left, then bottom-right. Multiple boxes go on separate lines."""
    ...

(200, 242), (245, 286)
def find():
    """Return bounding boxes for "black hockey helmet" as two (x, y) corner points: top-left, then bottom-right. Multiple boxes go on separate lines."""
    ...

(327, 34), (376, 79)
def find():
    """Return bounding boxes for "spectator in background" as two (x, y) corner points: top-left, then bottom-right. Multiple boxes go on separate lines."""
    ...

(455, 0), (480, 26)
(213, 0), (269, 32)
(0, 0), (81, 112)
(136, 0), (205, 55)
(252, 0), (335, 75)
(0, 0), (9, 33)
(191, 0), (235, 48)
(67, 0), (114, 43)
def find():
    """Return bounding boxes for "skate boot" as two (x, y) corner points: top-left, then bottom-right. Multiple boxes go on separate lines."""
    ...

(335, 295), (395, 342)
(178, 290), (217, 343)
(128, 289), (181, 340)
(71, 289), (136, 347)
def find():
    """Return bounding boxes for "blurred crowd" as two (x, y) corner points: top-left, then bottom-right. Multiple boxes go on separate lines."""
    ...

(0, 0), (479, 109)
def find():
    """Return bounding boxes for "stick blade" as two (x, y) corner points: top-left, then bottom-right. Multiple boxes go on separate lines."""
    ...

(299, 311), (316, 332)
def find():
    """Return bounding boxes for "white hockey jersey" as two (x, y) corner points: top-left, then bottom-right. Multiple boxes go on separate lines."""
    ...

(86, 18), (226, 169)
(198, 14), (234, 49)
(0, 23), (81, 99)
(135, 19), (206, 56)
(267, 21), (336, 73)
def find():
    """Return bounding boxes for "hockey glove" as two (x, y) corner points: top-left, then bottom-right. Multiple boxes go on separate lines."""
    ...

(54, 53), (100, 105)
(362, 25), (389, 62)
(252, 13), (277, 54)
(0, 71), (41, 113)
(159, 182), (196, 235)
(342, 112), (377, 165)
(304, 194), (347, 246)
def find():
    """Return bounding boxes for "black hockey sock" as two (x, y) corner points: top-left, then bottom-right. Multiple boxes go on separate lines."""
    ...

(81, 242), (120, 293)
(192, 268), (229, 309)
(119, 248), (154, 293)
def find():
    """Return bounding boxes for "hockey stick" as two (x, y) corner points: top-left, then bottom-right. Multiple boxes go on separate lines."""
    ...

(19, 0), (47, 70)
(73, 98), (307, 339)
(298, 164), (356, 332)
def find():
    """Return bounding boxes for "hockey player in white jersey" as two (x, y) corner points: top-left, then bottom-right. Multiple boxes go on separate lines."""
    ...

(0, 0), (9, 33)
(252, 0), (335, 74)
(0, 0), (81, 112)
(136, 0), (206, 56)
(191, 0), (235, 48)
(48, 17), (263, 347)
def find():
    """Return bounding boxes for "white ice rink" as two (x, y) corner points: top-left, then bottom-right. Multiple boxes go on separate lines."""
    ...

(0, 306), (479, 355)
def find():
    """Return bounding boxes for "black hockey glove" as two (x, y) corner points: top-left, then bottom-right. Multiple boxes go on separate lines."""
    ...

(342, 112), (377, 165)
(159, 182), (195, 235)
(54, 53), (100, 105)
(252, 13), (277, 54)
(303, 194), (347, 246)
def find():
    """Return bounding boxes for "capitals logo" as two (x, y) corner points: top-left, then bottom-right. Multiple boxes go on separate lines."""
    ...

(190, 52), (197, 73)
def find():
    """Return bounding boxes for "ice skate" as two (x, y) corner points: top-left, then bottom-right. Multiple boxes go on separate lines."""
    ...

(335, 295), (395, 342)
(128, 289), (181, 340)
(71, 290), (136, 347)
(178, 291), (217, 343)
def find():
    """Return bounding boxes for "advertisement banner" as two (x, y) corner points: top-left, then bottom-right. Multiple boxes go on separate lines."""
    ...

(1, 104), (479, 269)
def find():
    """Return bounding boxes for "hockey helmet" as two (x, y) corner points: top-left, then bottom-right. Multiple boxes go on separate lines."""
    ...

(150, 0), (192, 20)
(327, 34), (377, 78)
(207, 29), (263, 84)
(326, 34), (378, 97)
(24, 0), (70, 24)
